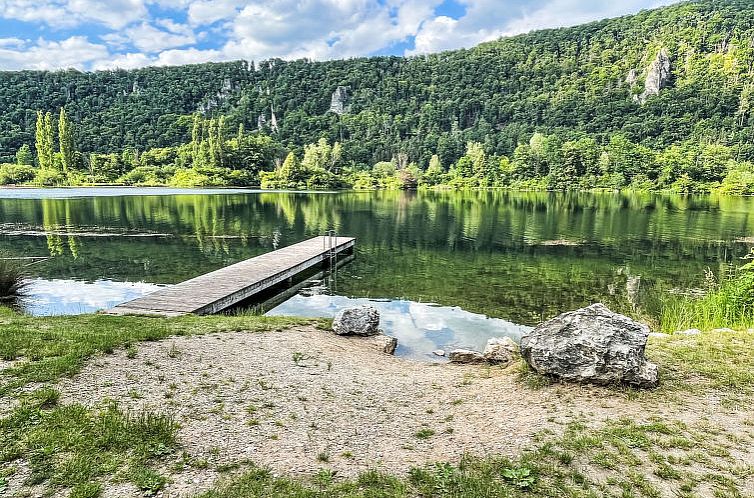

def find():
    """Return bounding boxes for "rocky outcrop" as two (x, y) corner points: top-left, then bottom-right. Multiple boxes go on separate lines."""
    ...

(332, 305), (380, 336)
(448, 349), (486, 364)
(635, 49), (671, 103)
(329, 86), (351, 115)
(483, 337), (518, 365)
(520, 303), (658, 388)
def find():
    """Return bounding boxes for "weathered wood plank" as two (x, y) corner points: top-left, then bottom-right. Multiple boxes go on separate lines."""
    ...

(105, 236), (354, 317)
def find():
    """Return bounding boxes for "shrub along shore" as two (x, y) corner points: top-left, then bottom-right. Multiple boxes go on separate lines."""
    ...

(2, 110), (754, 195)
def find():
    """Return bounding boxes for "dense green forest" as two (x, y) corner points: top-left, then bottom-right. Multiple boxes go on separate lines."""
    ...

(1, 0), (754, 192)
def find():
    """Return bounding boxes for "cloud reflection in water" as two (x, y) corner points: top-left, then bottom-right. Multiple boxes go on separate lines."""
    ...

(21, 278), (165, 316)
(267, 294), (532, 361)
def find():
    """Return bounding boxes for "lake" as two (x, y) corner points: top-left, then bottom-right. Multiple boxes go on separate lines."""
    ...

(1, 188), (752, 359)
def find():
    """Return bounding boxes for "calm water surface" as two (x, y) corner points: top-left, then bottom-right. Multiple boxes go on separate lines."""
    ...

(1, 188), (752, 359)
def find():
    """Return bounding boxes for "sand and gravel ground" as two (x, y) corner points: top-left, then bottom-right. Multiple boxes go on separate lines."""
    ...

(6, 326), (735, 497)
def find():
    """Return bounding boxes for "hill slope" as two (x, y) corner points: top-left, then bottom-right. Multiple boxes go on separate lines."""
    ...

(0, 0), (753, 169)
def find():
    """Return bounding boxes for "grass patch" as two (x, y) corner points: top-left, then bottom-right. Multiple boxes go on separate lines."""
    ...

(0, 307), (309, 397)
(659, 261), (754, 333)
(0, 308), (312, 495)
(1, 388), (177, 494)
(647, 329), (754, 395)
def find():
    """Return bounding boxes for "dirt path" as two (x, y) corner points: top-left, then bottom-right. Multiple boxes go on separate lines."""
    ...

(44, 327), (752, 497)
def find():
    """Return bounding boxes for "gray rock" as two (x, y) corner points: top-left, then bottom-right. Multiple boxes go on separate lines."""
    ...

(520, 303), (658, 388)
(448, 349), (486, 364)
(639, 48), (671, 103)
(649, 332), (670, 338)
(625, 68), (638, 85)
(363, 334), (397, 355)
(711, 328), (735, 334)
(332, 306), (380, 336)
(432, 349), (446, 357)
(483, 337), (518, 365)
(677, 329), (702, 336)
(329, 86), (351, 115)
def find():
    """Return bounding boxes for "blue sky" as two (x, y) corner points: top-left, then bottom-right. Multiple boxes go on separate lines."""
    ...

(0, 0), (674, 71)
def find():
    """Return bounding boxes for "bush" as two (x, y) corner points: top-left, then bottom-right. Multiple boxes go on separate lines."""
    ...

(118, 166), (169, 186)
(0, 163), (36, 185)
(717, 166), (754, 195)
(169, 168), (213, 187)
(33, 168), (66, 186)
(0, 257), (27, 299)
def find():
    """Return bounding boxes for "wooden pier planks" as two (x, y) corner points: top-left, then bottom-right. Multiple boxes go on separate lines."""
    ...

(105, 236), (355, 316)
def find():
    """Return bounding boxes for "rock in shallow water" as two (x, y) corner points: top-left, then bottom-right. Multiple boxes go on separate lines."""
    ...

(520, 303), (658, 388)
(332, 305), (380, 336)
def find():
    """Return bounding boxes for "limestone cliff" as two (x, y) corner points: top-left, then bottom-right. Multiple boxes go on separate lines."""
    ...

(329, 86), (351, 115)
(634, 48), (671, 103)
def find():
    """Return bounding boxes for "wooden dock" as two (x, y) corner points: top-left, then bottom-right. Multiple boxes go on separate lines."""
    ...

(106, 236), (355, 317)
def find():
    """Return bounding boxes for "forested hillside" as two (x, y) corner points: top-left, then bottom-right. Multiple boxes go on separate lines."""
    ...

(1, 0), (754, 191)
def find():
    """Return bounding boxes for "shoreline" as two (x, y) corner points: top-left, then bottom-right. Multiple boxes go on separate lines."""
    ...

(2, 312), (753, 497)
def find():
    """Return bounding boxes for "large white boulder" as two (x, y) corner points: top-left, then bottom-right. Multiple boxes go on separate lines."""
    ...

(520, 303), (658, 388)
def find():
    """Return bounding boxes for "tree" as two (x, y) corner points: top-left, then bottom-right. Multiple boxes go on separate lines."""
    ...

(277, 152), (306, 185)
(58, 108), (75, 174)
(15, 144), (33, 166)
(191, 113), (202, 166)
(422, 155), (445, 186)
(302, 138), (342, 172)
(35, 111), (54, 170)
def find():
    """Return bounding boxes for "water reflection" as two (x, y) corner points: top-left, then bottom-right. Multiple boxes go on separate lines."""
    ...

(20, 278), (165, 315)
(266, 294), (531, 361)
(0, 188), (751, 328)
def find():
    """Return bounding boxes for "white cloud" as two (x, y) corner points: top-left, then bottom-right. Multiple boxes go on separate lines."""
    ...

(0, 0), (147, 28)
(123, 20), (196, 52)
(187, 0), (241, 26)
(92, 52), (154, 70)
(0, 36), (109, 70)
(0, 37), (26, 48)
(0, 0), (674, 70)
(410, 0), (676, 55)
(154, 46), (222, 65)
(225, 0), (441, 61)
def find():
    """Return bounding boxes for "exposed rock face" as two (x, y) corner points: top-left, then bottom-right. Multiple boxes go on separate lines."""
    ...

(448, 349), (486, 364)
(520, 303), (658, 388)
(483, 337), (518, 365)
(638, 48), (671, 103)
(625, 68), (638, 85)
(332, 306), (380, 336)
(329, 86), (351, 115)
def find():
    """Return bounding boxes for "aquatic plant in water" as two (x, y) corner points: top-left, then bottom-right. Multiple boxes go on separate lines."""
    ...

(660, 249), (754, 332)
(0, 256), (28, 299)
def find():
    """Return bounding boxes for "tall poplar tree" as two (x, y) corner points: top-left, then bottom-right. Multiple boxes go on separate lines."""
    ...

(58, 108), (74, 174)
(34, 111), (54, 169)
(44, 112), (55, 170)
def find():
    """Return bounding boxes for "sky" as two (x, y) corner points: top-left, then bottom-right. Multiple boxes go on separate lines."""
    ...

(0, 0), (675, 71)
